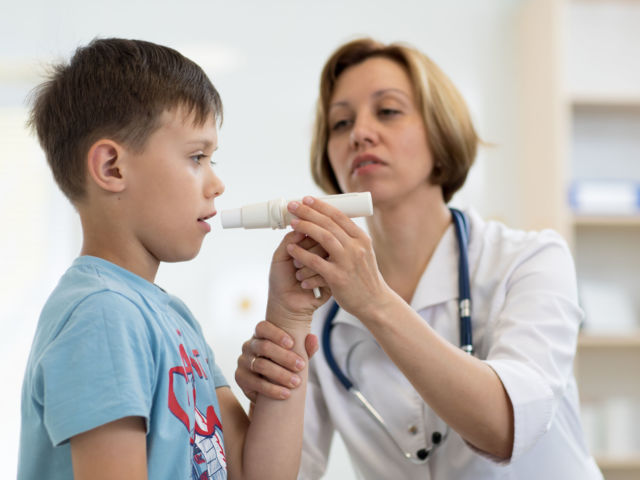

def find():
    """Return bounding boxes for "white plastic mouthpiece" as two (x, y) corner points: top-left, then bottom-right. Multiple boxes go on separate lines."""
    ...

(220, 192), (373, 230)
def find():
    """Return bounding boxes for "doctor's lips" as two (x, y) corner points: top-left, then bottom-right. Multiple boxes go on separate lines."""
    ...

(351, 153), (386, 174)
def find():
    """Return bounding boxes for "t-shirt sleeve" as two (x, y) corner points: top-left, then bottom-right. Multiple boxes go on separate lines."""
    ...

(204, 342), (228, 388)
(35, 291), (155, 446)
(483, 231), (582, 462)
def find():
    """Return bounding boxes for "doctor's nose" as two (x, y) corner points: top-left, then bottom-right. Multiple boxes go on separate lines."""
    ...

(349, 115), (379, 150)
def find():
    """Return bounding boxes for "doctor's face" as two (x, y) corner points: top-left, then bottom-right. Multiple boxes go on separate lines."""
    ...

(326, 57), (437, 205)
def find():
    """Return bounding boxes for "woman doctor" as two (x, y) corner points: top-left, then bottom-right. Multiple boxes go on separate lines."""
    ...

(235, 38), (602, 479)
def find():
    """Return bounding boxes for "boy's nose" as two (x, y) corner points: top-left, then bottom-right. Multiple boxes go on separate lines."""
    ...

(205, 169), (225, 199)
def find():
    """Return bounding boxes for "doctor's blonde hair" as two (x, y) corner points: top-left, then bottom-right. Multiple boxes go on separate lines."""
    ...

(310, 37), (479, 203)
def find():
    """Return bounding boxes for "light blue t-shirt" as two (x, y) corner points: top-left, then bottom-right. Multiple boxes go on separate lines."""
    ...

(18, 256), (228, 480)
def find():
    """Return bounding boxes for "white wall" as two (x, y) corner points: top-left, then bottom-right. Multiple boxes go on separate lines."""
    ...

(0, 1), (526, 477)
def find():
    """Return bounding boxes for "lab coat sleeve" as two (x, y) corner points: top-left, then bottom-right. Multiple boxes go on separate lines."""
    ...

(483, 231), (582, 462)
(298, 358), (335, 480)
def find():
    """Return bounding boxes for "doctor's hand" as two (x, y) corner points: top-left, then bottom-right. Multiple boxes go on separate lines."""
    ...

(285, 197), (393, 319)
(235, 321), (319, 403)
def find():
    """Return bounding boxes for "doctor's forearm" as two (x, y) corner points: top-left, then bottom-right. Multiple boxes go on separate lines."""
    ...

(361, 295), (515, 460)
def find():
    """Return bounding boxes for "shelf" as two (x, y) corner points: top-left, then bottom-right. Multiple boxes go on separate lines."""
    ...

(572, 215), (640, 227)
(570, 94), (640, 109)
(594, 455), (640, 471)
(578, 332), (640, 348)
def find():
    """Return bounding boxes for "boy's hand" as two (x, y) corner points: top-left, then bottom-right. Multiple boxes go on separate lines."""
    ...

(266, 230), (330, 328)
(235, 321), (319, 403)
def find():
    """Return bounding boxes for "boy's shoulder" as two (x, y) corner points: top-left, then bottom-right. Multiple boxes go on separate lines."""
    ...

(33, 256), (172, 346)
(46, 256), (163, 314)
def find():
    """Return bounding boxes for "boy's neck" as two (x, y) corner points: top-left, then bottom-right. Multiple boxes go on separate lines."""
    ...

(79, 209), (160, 283)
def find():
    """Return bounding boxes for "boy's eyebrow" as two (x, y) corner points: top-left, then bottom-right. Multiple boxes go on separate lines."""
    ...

(185, 139), (218, 150)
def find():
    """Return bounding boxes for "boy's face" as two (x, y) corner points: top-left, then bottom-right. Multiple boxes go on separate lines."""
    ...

(123, 107), (224, 264)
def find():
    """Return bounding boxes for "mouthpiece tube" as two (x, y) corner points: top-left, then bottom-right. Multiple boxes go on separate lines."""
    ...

(220, 192), (373, 229)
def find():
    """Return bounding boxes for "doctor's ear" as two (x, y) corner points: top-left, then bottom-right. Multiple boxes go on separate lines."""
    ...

(86, 139), (127, 193)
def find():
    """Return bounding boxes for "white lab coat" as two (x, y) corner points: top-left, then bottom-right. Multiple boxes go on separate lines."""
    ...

(299, 209), (602, 479)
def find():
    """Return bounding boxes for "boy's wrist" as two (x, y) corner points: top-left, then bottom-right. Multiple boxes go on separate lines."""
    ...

(265, 303), (312, 335)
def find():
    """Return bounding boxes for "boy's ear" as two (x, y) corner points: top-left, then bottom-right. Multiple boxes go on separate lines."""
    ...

(86, 139), (127, 193)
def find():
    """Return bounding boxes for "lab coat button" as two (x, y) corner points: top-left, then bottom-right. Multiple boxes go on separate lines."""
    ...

(409, 425), (418, 435)
(417, 448), (429, 460)
(432, 431), (443, 444)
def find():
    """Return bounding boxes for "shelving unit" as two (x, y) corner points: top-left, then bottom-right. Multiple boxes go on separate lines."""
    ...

(572, 215), (640, 227)
(519, 1), (640, 478)
(578, 333), (640, 349)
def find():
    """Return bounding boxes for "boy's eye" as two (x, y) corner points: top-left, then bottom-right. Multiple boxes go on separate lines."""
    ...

(190, 154), (206, 165)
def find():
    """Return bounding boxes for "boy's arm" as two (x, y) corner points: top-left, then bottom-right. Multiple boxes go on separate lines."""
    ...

(218, 323), (310, 480)
(236, 320), (319, 405)
(70, 416), (147, 480)
(220, 230), (328, 480)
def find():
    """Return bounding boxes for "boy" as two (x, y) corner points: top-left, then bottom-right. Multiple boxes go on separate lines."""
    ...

(18, 38), (323, 480)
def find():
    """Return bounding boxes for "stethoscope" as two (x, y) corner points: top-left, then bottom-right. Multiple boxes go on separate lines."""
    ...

(322, 208), (473, 464)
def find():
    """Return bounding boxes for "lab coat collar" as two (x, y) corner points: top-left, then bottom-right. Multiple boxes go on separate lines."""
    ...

(408, 220), (458, 312)
(410, 207), (482, 312)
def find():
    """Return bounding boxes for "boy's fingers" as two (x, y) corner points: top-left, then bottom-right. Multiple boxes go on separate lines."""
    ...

(295, 266), (324, 282)
(299, 275), (327, 292)
(273, 230), (306, 262)
(296, 236), (318, 250)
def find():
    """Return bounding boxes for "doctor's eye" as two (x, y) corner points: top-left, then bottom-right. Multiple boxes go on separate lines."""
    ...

(330, 118), (352, 132)
(378, 108), (401, 118)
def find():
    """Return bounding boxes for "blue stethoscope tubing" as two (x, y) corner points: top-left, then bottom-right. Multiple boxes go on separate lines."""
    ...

(321, 207), (473, 462)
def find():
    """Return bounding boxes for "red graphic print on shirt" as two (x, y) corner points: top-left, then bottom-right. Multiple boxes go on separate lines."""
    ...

(168, 331), (226, 480)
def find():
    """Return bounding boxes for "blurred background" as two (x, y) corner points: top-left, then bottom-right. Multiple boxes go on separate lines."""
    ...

(1, 0), (639, 478)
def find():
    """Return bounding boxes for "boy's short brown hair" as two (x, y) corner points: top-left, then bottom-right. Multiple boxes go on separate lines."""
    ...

(28, 38), (223, 202)
(310, 38), (479, 203)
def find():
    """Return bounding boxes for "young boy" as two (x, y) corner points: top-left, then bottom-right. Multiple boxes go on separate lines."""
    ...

(18, 38), (323, 480)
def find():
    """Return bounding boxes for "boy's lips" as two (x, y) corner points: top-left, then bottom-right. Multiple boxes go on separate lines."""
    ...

(198, 211), (217, 222)
(198, 211), (216, 233)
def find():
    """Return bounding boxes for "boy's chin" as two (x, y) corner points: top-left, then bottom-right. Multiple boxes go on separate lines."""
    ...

(161, 245), (203, 264)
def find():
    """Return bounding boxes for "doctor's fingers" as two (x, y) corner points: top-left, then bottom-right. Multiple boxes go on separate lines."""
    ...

(293, 244), (328, 270)
(238, 347), (302, 394)
(292, 237), (328, 268)
(289, 218), (349, 264)
(298, 196), (365, 239)
(234, 361), (292, 401)
(289, 201), (353, 245)
(253, 320), (296, 350)
(252, 320), (319, 359)
(242, 335), (307, 374)
(288, 221), (375, 274)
